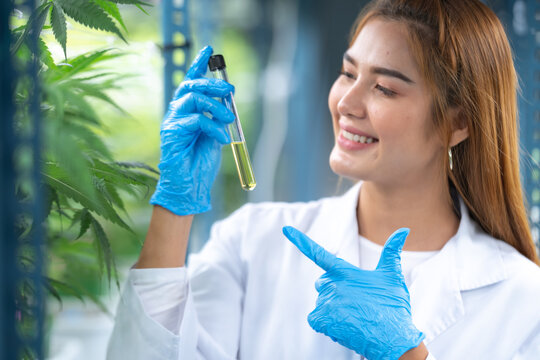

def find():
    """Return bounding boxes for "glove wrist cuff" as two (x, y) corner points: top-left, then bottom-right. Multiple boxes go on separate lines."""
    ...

(150, 189), (211, 216)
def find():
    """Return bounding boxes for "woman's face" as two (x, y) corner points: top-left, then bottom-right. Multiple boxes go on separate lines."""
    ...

(328, 19), (444, 186)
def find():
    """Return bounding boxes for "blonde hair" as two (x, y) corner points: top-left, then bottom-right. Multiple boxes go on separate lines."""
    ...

(351, 0), (539, 264)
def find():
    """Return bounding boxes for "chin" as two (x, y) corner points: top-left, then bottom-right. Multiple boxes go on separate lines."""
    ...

(329, 146), (366, 181)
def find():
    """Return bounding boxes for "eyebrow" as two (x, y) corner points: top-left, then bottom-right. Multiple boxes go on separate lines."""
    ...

(343, 52), (415, 84)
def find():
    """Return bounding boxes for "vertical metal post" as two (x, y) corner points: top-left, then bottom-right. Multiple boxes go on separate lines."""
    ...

(162, 0), (192, 110)
(1, 0), (17, 358)
(2, 0), (45, 358)
(507, 0), (540, 252)
(162, 0), (222, 253)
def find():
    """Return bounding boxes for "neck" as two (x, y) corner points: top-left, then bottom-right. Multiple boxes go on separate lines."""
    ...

(357, 177), (459, 251)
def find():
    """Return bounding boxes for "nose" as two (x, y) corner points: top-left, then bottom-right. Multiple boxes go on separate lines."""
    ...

(337, 81), (367, 119)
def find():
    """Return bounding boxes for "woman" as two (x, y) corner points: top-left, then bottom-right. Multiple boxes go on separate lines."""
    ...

(108, 0), (540, 359)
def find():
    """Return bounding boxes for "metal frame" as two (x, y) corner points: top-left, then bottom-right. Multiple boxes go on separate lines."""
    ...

(162, 0), (192, 110)
(2, 0), (45, 358)
(505, 0), (540, 252)
(521, 0), (540, 252)
(1, 1), (17, 357)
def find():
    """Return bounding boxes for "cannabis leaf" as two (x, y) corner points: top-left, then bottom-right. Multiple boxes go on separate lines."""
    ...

(54, 0), (127, 43)
(50, 1), (67, 58)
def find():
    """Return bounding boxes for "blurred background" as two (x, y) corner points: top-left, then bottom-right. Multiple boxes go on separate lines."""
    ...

(1, 0), (539, 359)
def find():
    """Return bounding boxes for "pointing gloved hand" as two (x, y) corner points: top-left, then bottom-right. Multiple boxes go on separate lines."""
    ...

(282, 226), (425, 360)
(150, 46), (235, 215)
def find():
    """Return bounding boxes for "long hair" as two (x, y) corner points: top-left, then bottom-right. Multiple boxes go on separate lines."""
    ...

(351, 0), (539, 264)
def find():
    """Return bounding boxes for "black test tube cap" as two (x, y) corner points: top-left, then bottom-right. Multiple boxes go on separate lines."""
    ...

(209, 54), (226, 71)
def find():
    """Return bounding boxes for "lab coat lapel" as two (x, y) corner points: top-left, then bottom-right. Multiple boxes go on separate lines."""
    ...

(306, 183), (361, 267)
(408, 199), (508, 344)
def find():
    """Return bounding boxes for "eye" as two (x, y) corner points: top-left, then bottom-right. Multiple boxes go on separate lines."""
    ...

(338, 70), (355, 80)
(375, 84), (396, 97)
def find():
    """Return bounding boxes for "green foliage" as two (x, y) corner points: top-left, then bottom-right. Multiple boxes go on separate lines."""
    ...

(11, 0), (154, 352)
(49, 2), (66, 58)
(14, 0), (155, 59)
(54, 0), (127, 44)
(93, 0), (128, 32)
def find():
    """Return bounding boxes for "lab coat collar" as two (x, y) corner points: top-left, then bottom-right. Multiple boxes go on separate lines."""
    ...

(406, 196), (508, 343)
(451, 200), (508, 291)
(317, 182), (509, 343)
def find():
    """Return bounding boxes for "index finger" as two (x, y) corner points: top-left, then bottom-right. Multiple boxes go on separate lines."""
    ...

(184, 45), (213, 81)
(282, 226), (342, 272)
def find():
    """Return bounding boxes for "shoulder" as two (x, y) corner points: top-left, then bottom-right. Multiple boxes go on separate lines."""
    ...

(457, 229), (540, 332)
(496, 239), (540, 292)
(455, 208), (540, 296)
(475, 231), (540, 306)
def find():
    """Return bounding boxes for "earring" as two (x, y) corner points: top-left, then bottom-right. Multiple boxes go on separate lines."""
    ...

(448, 148), (453, 171)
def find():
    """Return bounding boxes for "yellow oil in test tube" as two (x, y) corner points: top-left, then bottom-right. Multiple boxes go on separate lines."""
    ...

(209, 54), (256, 191)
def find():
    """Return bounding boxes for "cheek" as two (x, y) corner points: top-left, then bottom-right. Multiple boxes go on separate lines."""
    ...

(328, 82), (342, 134)
(372, 103), (423, 141)
(328, 83), (341, 115)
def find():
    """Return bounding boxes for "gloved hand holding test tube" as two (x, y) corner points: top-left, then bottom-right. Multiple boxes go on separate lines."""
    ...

(208, 55), (256, 191)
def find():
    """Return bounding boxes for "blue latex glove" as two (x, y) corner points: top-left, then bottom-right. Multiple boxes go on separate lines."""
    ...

(150, 46), (235, 215)
(282, 226), (425, 360)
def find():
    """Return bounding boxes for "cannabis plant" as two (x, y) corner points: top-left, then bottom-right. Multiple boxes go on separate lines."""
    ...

(12, 0), (154, 354)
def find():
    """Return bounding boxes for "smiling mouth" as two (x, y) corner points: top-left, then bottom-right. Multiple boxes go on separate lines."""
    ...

(341, 129), (378, 144)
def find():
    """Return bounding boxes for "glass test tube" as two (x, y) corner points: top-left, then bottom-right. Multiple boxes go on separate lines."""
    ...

(208, 54), (256, 191)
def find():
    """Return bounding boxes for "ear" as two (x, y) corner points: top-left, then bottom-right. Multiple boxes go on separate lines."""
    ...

(448, 107), (469, 147)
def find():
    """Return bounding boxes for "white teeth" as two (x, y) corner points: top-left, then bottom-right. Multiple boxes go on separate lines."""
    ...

(342, 129), (376, 144)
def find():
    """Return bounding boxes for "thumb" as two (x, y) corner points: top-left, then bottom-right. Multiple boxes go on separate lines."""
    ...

(184, 45), (213, 82)
(376, 228), (409, 271)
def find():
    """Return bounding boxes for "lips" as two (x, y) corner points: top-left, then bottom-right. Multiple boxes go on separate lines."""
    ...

(336, 123), (378, 150)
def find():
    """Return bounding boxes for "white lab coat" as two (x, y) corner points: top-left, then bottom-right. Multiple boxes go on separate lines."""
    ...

(107, 183), (540, 359)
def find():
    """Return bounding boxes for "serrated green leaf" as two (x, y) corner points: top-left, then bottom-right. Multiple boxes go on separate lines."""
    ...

(42, 163), (132, 232)
(38, 37), (56, 70)
(89, 214), (119, 290)
(105, 182), (127, 212)
(92, 0), (127, 32)
(74, 208), (92, 239)
(55, 0), (127, 43)
(93, 176), (126, 212)
(43, 170), (98, 213)
(50, 1), (67, 59)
